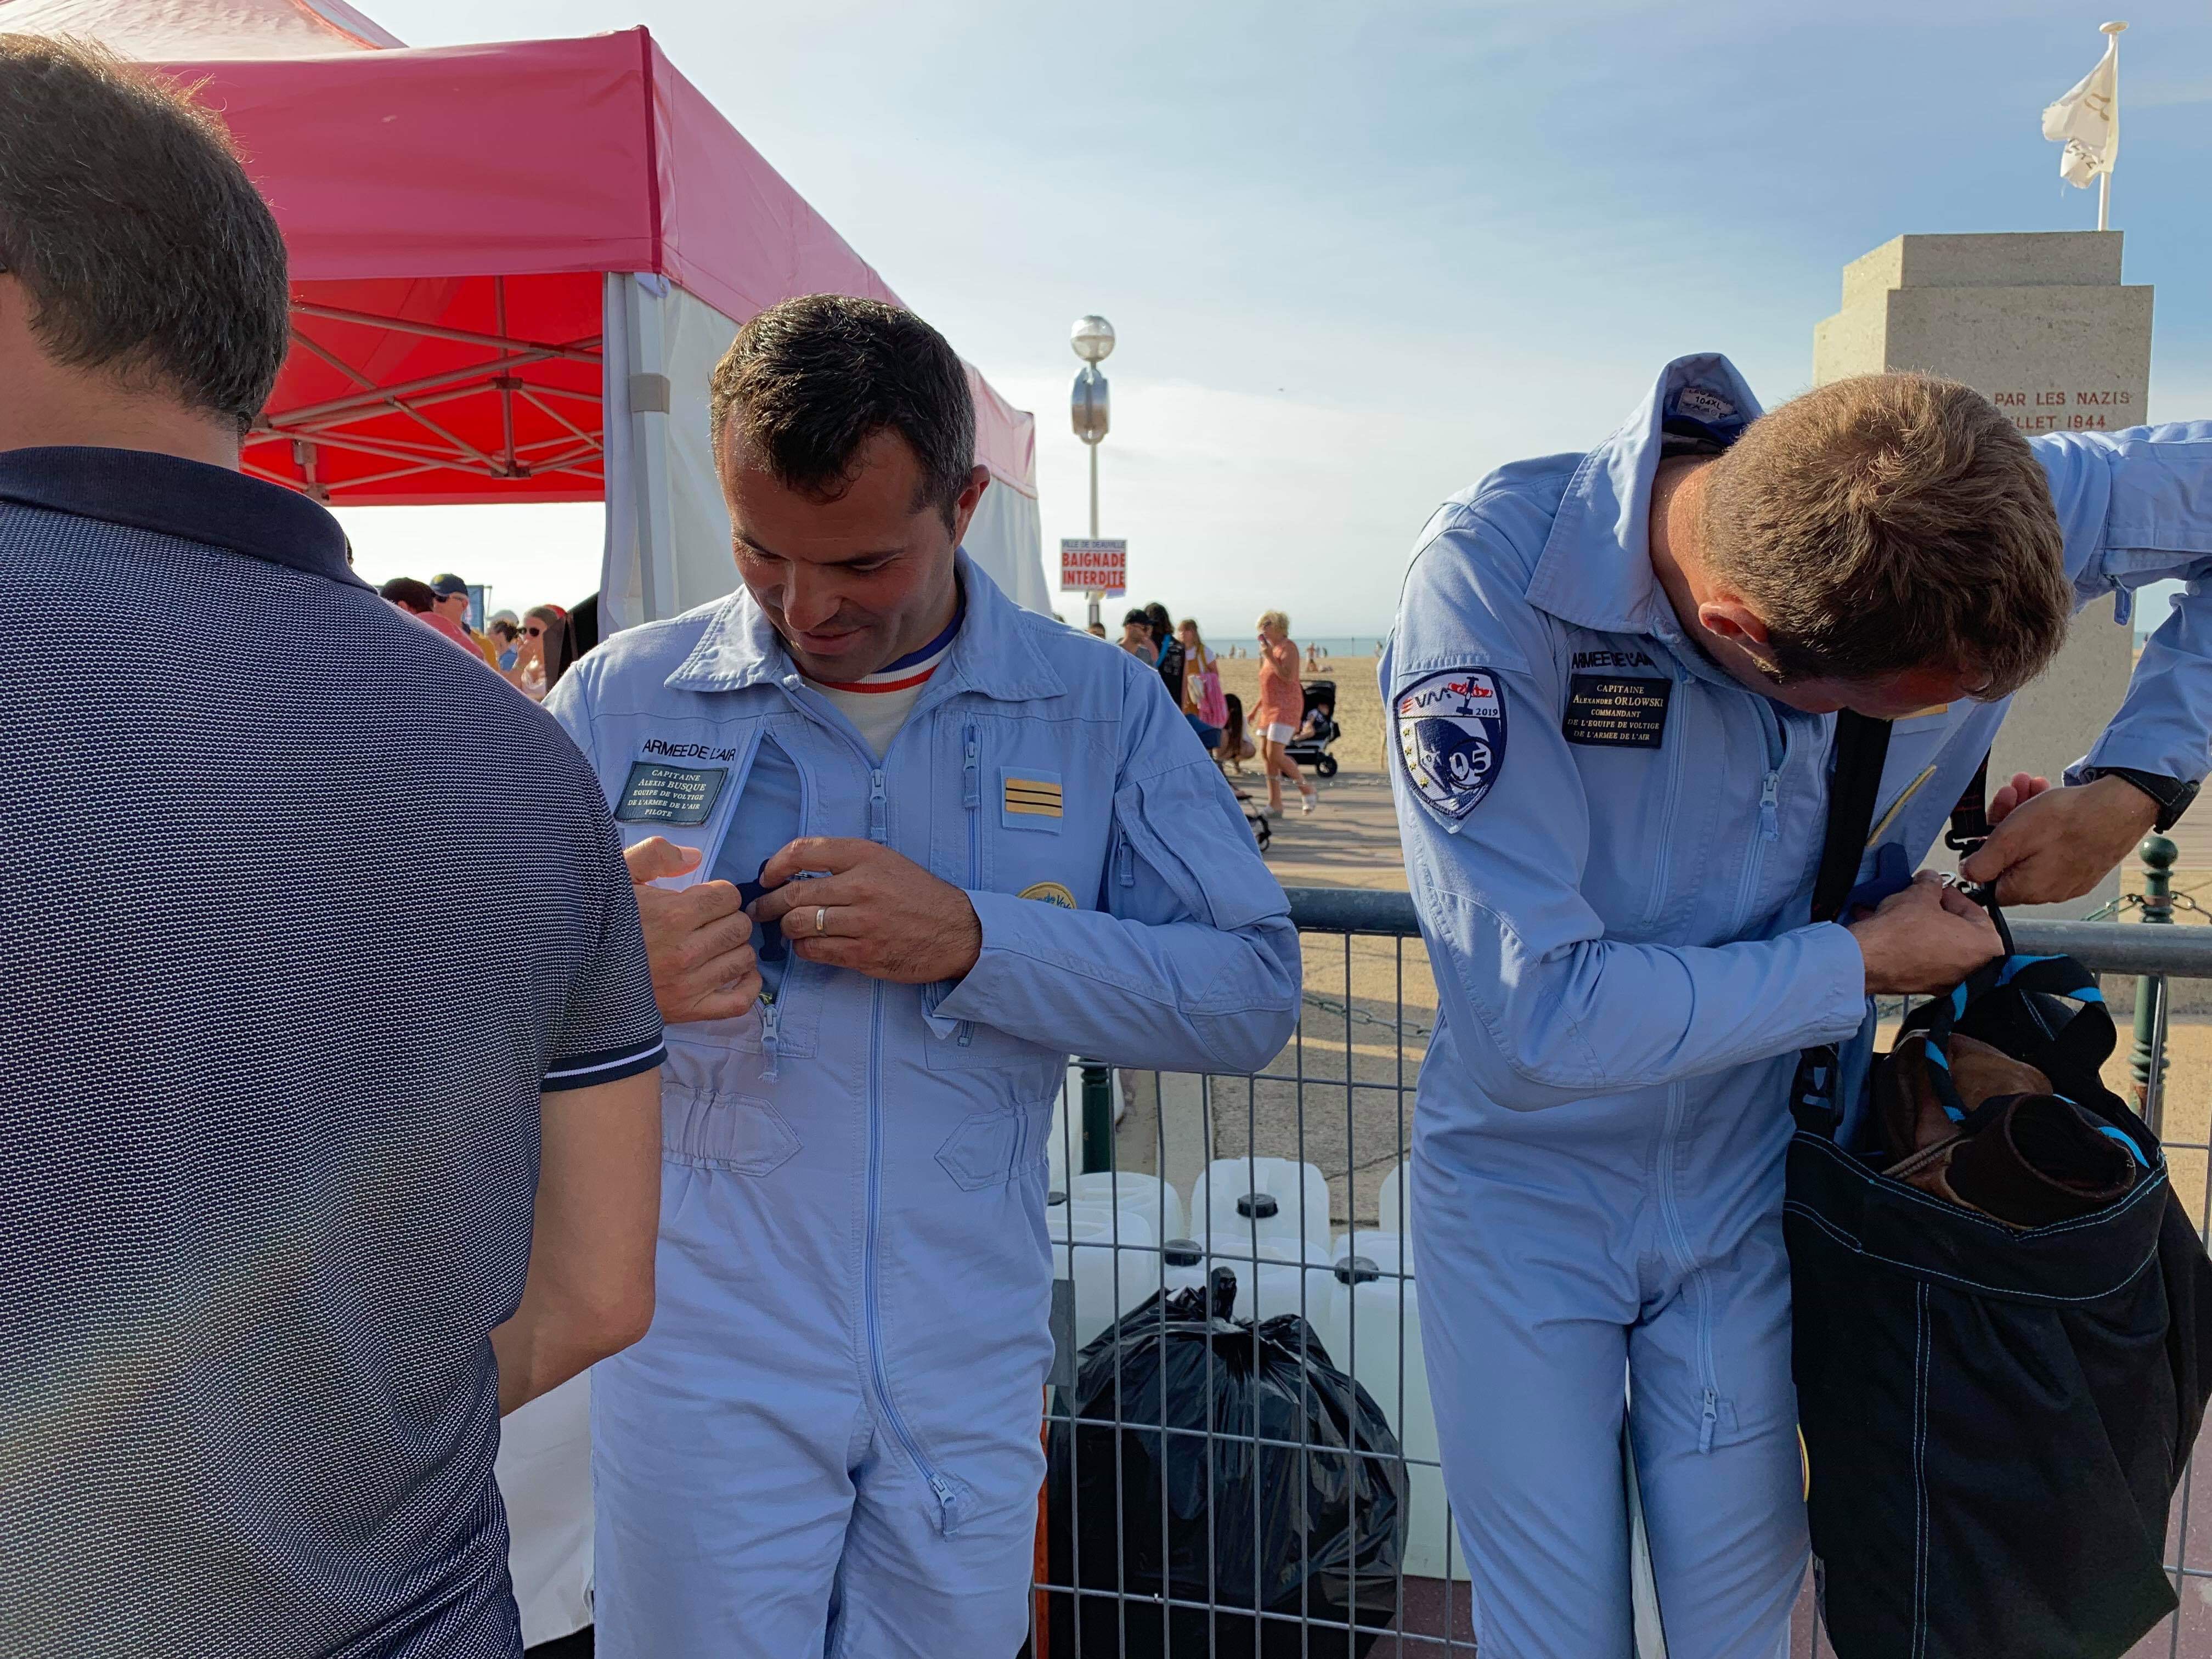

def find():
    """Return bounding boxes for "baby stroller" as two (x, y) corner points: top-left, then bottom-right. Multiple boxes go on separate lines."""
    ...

(1285, 680), (1341, 777)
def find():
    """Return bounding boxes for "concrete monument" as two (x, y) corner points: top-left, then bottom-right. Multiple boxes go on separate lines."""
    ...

(1814, 229), (2151, 916)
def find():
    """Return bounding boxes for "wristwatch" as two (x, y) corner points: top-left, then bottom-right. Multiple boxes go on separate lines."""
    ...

(2075, 766), (2201, 833)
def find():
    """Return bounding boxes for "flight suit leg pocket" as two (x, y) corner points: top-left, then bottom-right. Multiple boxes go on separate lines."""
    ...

(664, 1086), (802, 1176)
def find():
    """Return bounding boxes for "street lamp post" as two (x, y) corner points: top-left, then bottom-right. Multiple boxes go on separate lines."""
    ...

(1070, 315), (1114, 630)
(1069, 314), (1118, 1171)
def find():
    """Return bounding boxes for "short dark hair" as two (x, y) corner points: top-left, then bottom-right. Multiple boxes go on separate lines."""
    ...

(1122, 608), (1150, 629)
(0, 37), (291, 435)
(708, 294), (975, 527)
(379, 577), (435, 613)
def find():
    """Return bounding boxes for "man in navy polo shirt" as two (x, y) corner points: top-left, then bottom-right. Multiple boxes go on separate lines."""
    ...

(0, 38), (669, 1658)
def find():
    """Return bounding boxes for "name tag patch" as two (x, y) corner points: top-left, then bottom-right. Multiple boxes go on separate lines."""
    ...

(1396, 668), (1508, 820)
(1563, 675), (1672, 749)
(615, 760), (730, 825)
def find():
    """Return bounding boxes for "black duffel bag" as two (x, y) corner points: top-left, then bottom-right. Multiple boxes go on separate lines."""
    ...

(1787, 715), (2212, 1658)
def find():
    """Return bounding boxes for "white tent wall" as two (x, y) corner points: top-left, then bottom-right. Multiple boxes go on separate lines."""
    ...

(965, 468), (1050, 613)
(600, 273), (732, 633)
(600, 274), (1049, 630)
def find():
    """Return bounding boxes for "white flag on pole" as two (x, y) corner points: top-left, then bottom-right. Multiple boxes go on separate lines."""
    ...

(2042, 35), (2120, 188)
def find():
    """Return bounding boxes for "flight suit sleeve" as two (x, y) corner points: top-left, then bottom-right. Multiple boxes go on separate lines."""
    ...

(2035, 425), (2212, 784)
(1390, 511), (1868, 1114)
(926, 667), (1302, 1075)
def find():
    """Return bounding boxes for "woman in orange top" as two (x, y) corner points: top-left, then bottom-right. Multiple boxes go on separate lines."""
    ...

(1255, 610), (1317, 816)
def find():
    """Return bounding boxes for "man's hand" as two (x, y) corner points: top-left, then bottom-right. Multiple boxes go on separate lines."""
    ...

(1959, 774), (2159, 906)
(623, 837), (761, 1023)
(749, 837), (984, 984)
(1847, 872), (2005, 995)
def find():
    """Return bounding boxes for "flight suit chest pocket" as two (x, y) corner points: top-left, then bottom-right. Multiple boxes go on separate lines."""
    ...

(925, 726), (1078, 1090)
(611, 725), (763, 888)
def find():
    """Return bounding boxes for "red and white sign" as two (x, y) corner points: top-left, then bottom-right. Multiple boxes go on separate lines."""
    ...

(1059, 538), (1127, 595)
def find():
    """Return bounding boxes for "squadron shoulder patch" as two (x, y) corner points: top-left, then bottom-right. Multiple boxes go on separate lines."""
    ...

(1396, 669), (1507, 820)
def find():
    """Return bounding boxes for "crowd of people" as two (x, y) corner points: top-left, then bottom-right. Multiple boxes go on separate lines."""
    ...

(377, 574), (588, 702)
(13, 32), (2212, 1659)
(1094, 601), (1321, 817)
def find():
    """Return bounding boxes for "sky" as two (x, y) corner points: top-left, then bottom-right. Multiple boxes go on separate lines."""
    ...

(334, 1), (2212, 639)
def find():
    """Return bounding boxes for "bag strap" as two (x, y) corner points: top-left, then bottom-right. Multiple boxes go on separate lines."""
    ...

(1944, 749), (1992, 856)
(1811, 712), (1894, 923)
(1793, 712), (1896, 1134)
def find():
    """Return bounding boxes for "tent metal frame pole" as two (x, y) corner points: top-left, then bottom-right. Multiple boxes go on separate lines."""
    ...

(262, 426), (602, 478)
(259, 349), (577, 428)
(494, 279), (519, 477)
(290, 301), (602, 364)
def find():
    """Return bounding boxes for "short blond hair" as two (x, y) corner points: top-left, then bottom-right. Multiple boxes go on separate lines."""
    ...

(1256, 610), (1289, 635)
(1700, 374), (2070, 698)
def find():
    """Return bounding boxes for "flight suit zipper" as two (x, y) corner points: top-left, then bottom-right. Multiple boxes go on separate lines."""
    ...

(1641, 674), (1689, 925)
(1667, 701), (1789, 1454)
(958, 723), (980, 1049)
(789, 691), (964, 1531)
(862, 975), (964, 1532)
(748, 733), (814, 1084)
(1730, 702), (1786, 936)
(758, 996), (782, 1081)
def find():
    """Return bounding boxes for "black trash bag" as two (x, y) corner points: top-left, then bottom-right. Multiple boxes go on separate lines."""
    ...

(1046, 1266), (1407, 1658)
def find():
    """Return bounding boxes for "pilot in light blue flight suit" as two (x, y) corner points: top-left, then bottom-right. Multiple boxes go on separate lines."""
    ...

(1384, 353), (2212, 1659)
(548, 298), (1300, 1658)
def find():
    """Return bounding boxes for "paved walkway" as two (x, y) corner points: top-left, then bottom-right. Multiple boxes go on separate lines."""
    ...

(1234, 762), (1408, 893)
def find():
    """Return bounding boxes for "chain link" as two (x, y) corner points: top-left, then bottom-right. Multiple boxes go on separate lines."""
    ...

(2085, 891), (2211, 923)
(1300, 989), (1434, 1041)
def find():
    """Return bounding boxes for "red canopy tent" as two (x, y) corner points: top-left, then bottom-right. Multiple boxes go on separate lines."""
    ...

(0, 0), (1047, 620)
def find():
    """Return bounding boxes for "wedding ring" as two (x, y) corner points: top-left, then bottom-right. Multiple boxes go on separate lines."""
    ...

(814, 905), (828, 935)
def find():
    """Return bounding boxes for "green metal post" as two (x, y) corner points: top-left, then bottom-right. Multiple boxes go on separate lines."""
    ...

(1080, 1060), (1115, 1173)
(2131, 832), (2176, 1116)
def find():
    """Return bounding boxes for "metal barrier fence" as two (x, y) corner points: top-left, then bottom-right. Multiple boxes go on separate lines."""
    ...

(1026, 871), (2212, 1659)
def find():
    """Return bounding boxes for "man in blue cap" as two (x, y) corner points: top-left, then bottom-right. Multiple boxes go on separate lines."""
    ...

(1385, 358), (2212, 1658)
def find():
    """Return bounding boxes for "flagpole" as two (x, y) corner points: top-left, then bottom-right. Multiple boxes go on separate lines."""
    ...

(2099, 20), (2126, 232)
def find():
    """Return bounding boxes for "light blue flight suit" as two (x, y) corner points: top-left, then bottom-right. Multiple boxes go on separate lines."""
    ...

(547, 552), (1300, 1658)
(1383, 354), (2212, 1659)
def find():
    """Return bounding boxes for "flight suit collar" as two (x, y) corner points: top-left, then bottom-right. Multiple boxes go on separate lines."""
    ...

(1523, 354), (1763, 640)
(664, 548), (1063, 703)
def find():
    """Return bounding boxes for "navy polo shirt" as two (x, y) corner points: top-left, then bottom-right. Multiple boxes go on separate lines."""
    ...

(0, 448), (664, 1657)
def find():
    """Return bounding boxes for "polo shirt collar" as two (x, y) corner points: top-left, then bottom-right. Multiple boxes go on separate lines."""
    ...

(0, 445), (367, 588)
(1523, 353), (1762, 637)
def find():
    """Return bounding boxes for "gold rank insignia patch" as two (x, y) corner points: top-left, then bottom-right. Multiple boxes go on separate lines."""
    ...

(1019, 881), (1079, 909)
(1003, 776), (1063, 817)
